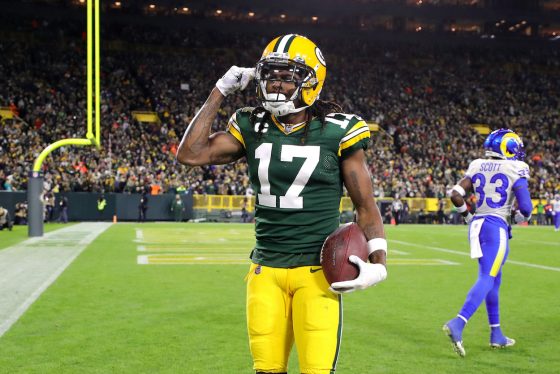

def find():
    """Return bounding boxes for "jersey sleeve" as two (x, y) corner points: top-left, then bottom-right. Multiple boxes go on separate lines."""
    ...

(512, 178), (532, 216)
(464, 160), (479, 178)
(226, 109), (247, 149)
(337, 115), (370, 158)
(513, 161), (530, 179)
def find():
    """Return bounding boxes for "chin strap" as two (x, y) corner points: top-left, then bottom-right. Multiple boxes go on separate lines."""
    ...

(259, 81), (311, 117)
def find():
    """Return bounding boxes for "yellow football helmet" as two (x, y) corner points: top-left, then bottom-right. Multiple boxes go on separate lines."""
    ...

(255, 34), (327, 117)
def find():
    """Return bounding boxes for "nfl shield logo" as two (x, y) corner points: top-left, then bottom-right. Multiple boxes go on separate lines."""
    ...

(255, 265), (262, 275)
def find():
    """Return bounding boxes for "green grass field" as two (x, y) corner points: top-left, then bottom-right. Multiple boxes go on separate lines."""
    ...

(0, 223), (558, 373)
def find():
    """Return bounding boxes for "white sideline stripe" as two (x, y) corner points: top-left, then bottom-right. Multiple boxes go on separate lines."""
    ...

(0, 223), (112, 337)
(135, 229), (143, 240)
(392, 240), (560, 272)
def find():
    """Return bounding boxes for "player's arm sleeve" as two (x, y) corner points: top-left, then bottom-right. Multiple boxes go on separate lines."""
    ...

(464, 160), (478, 179)
(338, 119), (370, 158)
(513, 178), (532, 217)
(225, 110), (246, 149)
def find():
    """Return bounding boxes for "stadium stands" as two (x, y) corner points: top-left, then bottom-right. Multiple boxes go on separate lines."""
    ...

(0, 7), (558, 202)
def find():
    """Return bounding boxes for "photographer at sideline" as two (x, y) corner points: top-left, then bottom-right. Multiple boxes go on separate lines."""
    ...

(0, 206), (13, 231)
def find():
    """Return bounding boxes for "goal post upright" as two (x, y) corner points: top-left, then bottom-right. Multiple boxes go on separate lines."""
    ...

(28, 0), (101, 237)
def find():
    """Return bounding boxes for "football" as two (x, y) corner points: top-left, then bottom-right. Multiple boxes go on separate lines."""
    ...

(320, 222), (368, 284)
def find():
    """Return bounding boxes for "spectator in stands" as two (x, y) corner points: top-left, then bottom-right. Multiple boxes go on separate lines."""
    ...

(0, 14), (558, 204)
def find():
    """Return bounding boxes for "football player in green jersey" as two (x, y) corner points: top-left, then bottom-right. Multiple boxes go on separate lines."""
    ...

(177, 34), (387, 374)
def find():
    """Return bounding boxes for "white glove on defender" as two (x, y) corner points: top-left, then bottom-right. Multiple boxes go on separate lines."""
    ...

(216, 66), (255, 97)
(464, 212), (473, 224)
(514, 210), (531, 224)
(330, 255), (387, 294)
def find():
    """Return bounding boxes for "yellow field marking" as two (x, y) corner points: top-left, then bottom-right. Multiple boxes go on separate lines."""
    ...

(137, 255), (248, 265)
(137, 247), (249, 254)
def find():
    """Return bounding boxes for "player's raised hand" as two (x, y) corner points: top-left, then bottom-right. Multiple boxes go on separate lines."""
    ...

(330, 255), (387, 294)
(216, 66), (255, 97)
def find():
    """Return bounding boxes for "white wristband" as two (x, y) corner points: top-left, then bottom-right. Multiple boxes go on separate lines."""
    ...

(452, 185), (466, 197)
(456, 202), (468, 213)
(367, 238), (387, 256)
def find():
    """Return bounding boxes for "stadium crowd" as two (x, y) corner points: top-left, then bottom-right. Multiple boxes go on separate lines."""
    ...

(0, 15), (559, 201)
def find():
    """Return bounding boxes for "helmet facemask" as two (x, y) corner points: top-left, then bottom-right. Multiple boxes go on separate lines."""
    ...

(256, 53), (318, 117)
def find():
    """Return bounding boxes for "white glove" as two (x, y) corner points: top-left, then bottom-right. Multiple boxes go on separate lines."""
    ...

(514, 210), (531, 224)
(215, 66), (255, 97)
(330, 255), (387, 294)
(464, 212), (473, 224)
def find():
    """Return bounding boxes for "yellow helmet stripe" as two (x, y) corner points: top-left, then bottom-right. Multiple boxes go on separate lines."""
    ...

(274, 34), (296, 53)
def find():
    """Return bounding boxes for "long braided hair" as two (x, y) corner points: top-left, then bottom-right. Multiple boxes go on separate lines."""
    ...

(250, 99), (343, 144)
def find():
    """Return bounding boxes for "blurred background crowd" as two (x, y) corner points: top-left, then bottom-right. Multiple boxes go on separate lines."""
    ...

(0, 4), (558, 203)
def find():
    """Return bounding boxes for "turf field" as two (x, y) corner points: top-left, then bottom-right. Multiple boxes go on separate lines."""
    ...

(0, 223), (558, 373)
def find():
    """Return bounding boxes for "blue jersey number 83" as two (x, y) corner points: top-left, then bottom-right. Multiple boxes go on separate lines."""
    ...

(471, 173), (509, 209)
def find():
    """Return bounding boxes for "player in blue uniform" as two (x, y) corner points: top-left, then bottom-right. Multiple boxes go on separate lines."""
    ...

(443, 129), (532, 357)
(553, 195), (560, 231)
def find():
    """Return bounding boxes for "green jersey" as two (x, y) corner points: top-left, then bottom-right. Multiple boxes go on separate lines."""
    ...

(227, 108), (370, 268)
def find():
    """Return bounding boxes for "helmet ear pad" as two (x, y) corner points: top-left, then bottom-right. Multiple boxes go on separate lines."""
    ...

(300, 75), (323, 106)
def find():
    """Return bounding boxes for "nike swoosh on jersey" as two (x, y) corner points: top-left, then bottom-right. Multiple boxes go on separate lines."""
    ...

(310, 268), (322, 273)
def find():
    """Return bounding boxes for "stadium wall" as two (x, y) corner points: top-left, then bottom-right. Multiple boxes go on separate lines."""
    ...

(0, 192), (193, 222)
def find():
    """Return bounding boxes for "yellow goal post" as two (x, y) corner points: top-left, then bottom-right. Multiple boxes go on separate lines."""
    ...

(28, 0), (101, 237)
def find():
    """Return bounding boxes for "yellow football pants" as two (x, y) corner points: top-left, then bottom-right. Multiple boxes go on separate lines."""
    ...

(245, 263), (342, 374)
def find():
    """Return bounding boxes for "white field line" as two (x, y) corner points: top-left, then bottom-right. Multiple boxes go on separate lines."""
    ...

(390, 250), (410, 255)
(0, 222), (112, 337)
(388, 259), (459, 265)
(392, 240), (560, 272)
(513, 239), (560, 246)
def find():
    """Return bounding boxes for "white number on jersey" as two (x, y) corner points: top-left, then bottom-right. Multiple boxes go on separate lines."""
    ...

(255, 143), (320, 209)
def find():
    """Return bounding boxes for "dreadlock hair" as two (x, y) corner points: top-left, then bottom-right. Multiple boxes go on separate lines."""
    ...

(250, 99), (343, 144)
